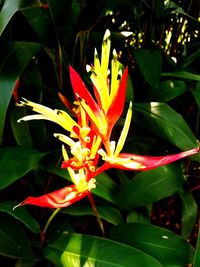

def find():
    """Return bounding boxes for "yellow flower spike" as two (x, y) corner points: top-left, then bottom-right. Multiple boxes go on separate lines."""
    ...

(94, 48), (101, 73)
(54, 133), (75, 148)
(101, 29), (111, 81)
(17, 98), (79, 133)
(110, 49), (120, 102)
(78, 97), (107, 136)
(90, 135), (102, 159)
(86, 65), (110, 112)
(114, 101), (133, 157)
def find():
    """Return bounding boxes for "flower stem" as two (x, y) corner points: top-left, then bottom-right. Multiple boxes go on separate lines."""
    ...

(87, 192), (105, 236)
(41, 208), (61, 242)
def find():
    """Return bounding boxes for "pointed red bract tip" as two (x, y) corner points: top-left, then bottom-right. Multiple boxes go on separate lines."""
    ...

(14, 185), (89, 209)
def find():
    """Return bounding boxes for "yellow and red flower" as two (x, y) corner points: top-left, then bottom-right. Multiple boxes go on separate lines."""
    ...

(16, 30), (199, 209)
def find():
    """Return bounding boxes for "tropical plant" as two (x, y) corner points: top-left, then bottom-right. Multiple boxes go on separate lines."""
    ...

(0, 0), (200, 266)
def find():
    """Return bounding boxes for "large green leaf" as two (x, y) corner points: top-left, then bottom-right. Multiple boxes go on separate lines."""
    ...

(116, 164), (184, 210)
(0, 0), (39, 37)
(193, 224), (200, 267)
(149, 80), (186, 102)
(178, 191), (198, 239)
(133, 102), (198, 152)
(162, 71), (200, 82)
(0, 213), (33, 259)
(0, 201), (40, 233)
(192, 82), (200, 110)
(0, 42), (42, 145)
(44, 232), (163, 267)
(133, 48), (162, 86)
(0, 146), (46, 189)
(9, 106), (34, 147)
(62, 204), (123, 225)
(92, 172), (119, 203)
(109, 223), (194, 267)
(40, 149), (71, 181)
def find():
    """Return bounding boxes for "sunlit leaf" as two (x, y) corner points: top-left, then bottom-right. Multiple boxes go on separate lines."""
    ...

(44, 232), (163, 267)
(109, 223), (194, 266)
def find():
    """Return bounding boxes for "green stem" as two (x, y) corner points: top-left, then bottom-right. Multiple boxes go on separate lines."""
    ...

(88, 192), (105, 237)
(42, 208), (61, 241)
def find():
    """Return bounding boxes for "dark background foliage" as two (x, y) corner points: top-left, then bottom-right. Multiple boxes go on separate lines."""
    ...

(0, 0), (200, 266)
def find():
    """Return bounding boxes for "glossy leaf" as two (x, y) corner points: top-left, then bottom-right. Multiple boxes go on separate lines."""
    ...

(178, 191), (198, 239)
(39, 149), (71, 181)
(9, 107), (33, 147)
(0, 0), (39, 37)
(192, 82), (200, 110)
(44, 232), (163, 267)
(0, 42), (42, 144)
(162, 71), (200, 82)
(62, 204), (123, 225)
(150, 80), (186, 102)
(0, 201), (40, 233)
(0, 214), (33, 259)
(133, 102), (198, 152)
(193, 224), (200, 267)
(0, 146), (46, 189)
(92, 172), (119, 203)
(109, 223), (194, 266)
(133, 48), (162, 86)
(116, 164), (184, 210)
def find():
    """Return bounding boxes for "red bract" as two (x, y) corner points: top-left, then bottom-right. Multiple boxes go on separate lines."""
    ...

(93, 147), (199, 175)
(14, 185), (89, 209)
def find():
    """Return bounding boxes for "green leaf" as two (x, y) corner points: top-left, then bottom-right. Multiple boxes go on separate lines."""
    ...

(193, 224), (200, 267)
(0, 0), (40, 37)
(162, 71), (200, 82)
(150, 80), (186, 102)
(62, 204), (123, 225)
(192, 82), (200, 110)
(178, 191), (198, 239)
(0, 201), (40, 233)
(92, 172), (119, 203)
(109, 223), (194, 266)
(116, 164), (184, 210)
(133, 102), (198, 152)
(40, 149), (71, 181)
(133, 48), (162, 86)
(0, 42), (42, 145)
(0, 146), (46, 189)
(0, 213), (33, 259)
(22, 7), (53, 44)
(44, 232), (163, 267)
(9, 106), (34, 147)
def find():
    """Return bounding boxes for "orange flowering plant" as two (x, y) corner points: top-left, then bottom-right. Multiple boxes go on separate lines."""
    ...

(15, 30), (199, 211)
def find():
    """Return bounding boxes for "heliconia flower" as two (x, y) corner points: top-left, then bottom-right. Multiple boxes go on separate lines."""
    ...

(15, 29), (200, 213)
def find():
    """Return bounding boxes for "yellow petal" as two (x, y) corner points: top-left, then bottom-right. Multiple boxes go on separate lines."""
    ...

(114, 101), (132, 157)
